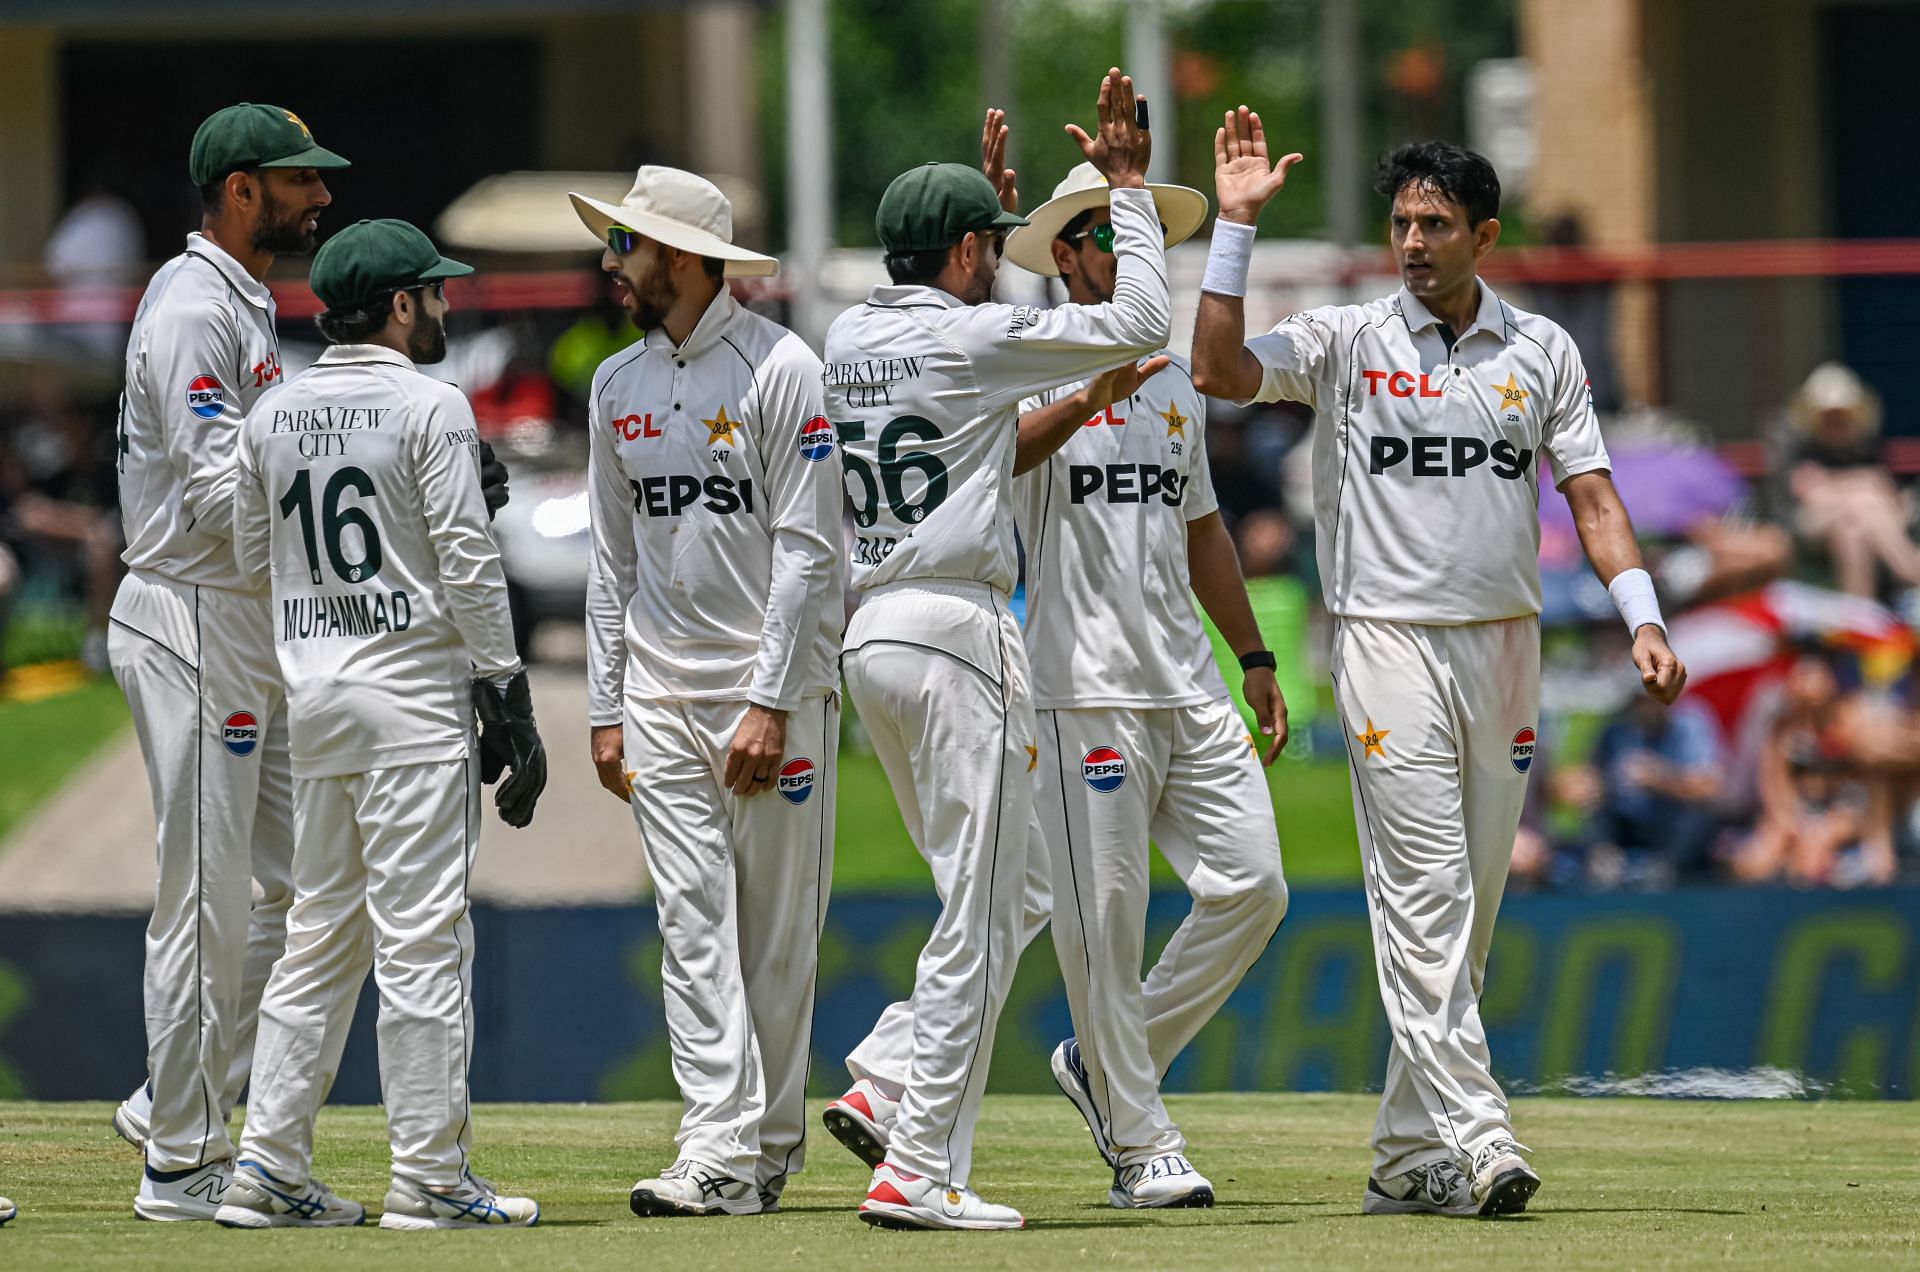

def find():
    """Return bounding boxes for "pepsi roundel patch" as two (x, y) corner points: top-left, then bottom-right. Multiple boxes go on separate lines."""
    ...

(1510, 726), (1536, 774)
(1082, 745), (1127, 793)
(776, 756), (816, 805)
(185, 374), (226, 421)
(798, 415), (834, 462)
(222, 710), (260, 757)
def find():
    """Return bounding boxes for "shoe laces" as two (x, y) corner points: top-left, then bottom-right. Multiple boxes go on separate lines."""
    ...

(1414, 1159), (1469, 1200)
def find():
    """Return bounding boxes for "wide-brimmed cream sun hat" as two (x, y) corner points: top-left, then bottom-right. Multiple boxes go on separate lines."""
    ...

(1004, 161), (1209, 277)
(569, 165), (778, 277)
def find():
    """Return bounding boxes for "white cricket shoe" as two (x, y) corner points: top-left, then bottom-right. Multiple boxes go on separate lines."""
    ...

(213, 1160), (366, 1228)
(378, 1172), (540, 1229)
(1362, 1158), (1476, 1216)
(135, 1158), (231, 1221)
(1469, 1138), (1540, 1217)
(0, 1195), (16, 1225)
(822, 1079), (899, 1168)
(1109, 1151), (1214, 1209)
(1049, 1039), (1115, 1165)
(628, 1159), (762, 1217)
(858, 1162), (1024, 1231)
(112, 1081), (152, 1152)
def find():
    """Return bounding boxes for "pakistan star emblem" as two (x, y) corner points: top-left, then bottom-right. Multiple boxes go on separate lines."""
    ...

(1160, 404), (1188, 439)
(1490, 373), (1530, 415)
(1026, 743), (1038, 772)
(704, 404), (740, 447)
(1355, 717), (1391, 760)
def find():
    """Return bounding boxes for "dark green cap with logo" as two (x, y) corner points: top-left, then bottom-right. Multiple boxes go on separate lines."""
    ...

(877, 162), (1028, 254)
(189, 103), (351, 187)
(310, 219), (474, 311)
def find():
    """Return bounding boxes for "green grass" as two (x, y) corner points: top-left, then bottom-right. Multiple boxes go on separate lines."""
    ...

(0, 1097), (1914, 1269)
(831, 748), (1362, 893)
(0, 677), (130, 846)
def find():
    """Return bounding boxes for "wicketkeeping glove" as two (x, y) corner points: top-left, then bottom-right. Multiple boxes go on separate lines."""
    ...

(478, 441), (511, 521)
(472, 670), (546, 828)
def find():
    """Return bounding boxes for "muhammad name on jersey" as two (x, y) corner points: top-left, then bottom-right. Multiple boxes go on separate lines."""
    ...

(282, 589), (415, 641)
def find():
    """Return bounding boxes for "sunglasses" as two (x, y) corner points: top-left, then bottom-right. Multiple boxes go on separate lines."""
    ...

(1058, 223), (1168, 253)
(607, 225), (641, 255)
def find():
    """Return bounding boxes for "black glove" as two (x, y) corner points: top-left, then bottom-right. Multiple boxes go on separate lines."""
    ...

(479, 441), (511, 522)
(471, 670), (546, 828)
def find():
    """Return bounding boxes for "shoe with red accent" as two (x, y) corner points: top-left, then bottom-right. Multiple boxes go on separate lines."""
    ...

(858, 1162), (1024, 1231)
(822, 1079), (898, 1168)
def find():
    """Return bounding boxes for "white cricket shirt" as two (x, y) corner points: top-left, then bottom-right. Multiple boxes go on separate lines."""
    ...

(584, 289), (843, 726)
(823, 185), (1172, 598)
(234, 344), (521, 779)
(119, 233), (285, 591)
(1014, 352), (1228, 709)
(1245, 281), (1610, 625)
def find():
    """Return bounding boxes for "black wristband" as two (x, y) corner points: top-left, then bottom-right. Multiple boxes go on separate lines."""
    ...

(1238, 650), (1277, 673)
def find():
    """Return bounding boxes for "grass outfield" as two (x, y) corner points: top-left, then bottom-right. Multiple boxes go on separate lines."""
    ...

(0, 675), (131, 846)
(0, 1097), (1915, 1270)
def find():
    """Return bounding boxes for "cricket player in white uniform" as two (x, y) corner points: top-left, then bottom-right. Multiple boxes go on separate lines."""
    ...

(1007, 162), (1290, 1209)
(574, 168), (844, 1218)
(1191, 114), (1686, 1217)
(108, 103), (349, 1220)
(823, 69), (1170, 1231)
(219, 219), (545, 1230)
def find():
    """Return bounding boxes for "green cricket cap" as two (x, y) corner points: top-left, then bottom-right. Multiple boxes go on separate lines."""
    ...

(189, 103), (351, 187)
(310, 219), (474, 311)
(877, 162), (1028, 255)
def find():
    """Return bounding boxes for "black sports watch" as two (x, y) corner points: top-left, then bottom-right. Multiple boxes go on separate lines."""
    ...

(1238, 650), (1277, 673)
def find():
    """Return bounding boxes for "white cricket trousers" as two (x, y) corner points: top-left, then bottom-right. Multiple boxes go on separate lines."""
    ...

(239, 755), (477, 1189)
(1040, 699), (1289, 1164)
(1331, 615), (1538, 1179)
(626, 693), (838, 1195)
(841, 581), (1034, 1189)
(108, 568), (295, 1172)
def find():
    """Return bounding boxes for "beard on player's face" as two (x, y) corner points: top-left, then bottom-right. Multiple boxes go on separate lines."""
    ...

(252, 179), (324, 256)
(608, 245), (677, 333)
(960, 240), (997, 305)
(406, 303), (447, 365)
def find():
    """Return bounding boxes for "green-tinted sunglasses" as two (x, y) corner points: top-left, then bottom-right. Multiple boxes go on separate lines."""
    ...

(1059, 222), (1168, 253)
(607, 225), (641, 255)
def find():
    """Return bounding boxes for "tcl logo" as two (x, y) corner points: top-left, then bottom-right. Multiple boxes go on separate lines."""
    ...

(1082, 405), (1126, 428)
(1369, 436), (1533, 479)
(1360, 369), (1446, 398)
(613, 413), (663, 441)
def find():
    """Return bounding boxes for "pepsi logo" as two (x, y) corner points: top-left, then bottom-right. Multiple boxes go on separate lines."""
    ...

(777, 756), (816, 805)
(798, 415), (834, 463)
(185, 374), (226, 421)
(222, 710), (260, 757)
(1082, 745), (1127, 794)
(1511, 726), (1536, 774)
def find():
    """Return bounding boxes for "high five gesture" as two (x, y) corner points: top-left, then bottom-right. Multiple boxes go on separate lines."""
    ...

(1214, 105), (1305, 226)
(1066, 67), (1151, 189)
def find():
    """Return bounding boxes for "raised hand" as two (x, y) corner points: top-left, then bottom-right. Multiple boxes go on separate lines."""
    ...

(1084, 355), (1172, 412)
(1214, 105), (1304, 226)
(981, 107), (1018, 214)
(1066, 67), (1150, 190)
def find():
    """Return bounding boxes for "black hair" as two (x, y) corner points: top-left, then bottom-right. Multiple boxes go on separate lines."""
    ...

(1057, 208), (1097, 243)
(701, 255), (725, 282)
(1373, 142), (1501, 226)
(314, 287), (417, 345)
(884, 245), (950, 286)
(198, 165), (257, 214)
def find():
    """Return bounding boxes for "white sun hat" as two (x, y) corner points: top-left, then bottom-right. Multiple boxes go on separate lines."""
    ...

(1004, 161), (1210, 278)
(569, 165), (778, 277)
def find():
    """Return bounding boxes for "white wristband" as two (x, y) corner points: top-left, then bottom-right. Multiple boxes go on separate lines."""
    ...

(1608, 567), (1666, 636)
(1201, 218), (1257, 297)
